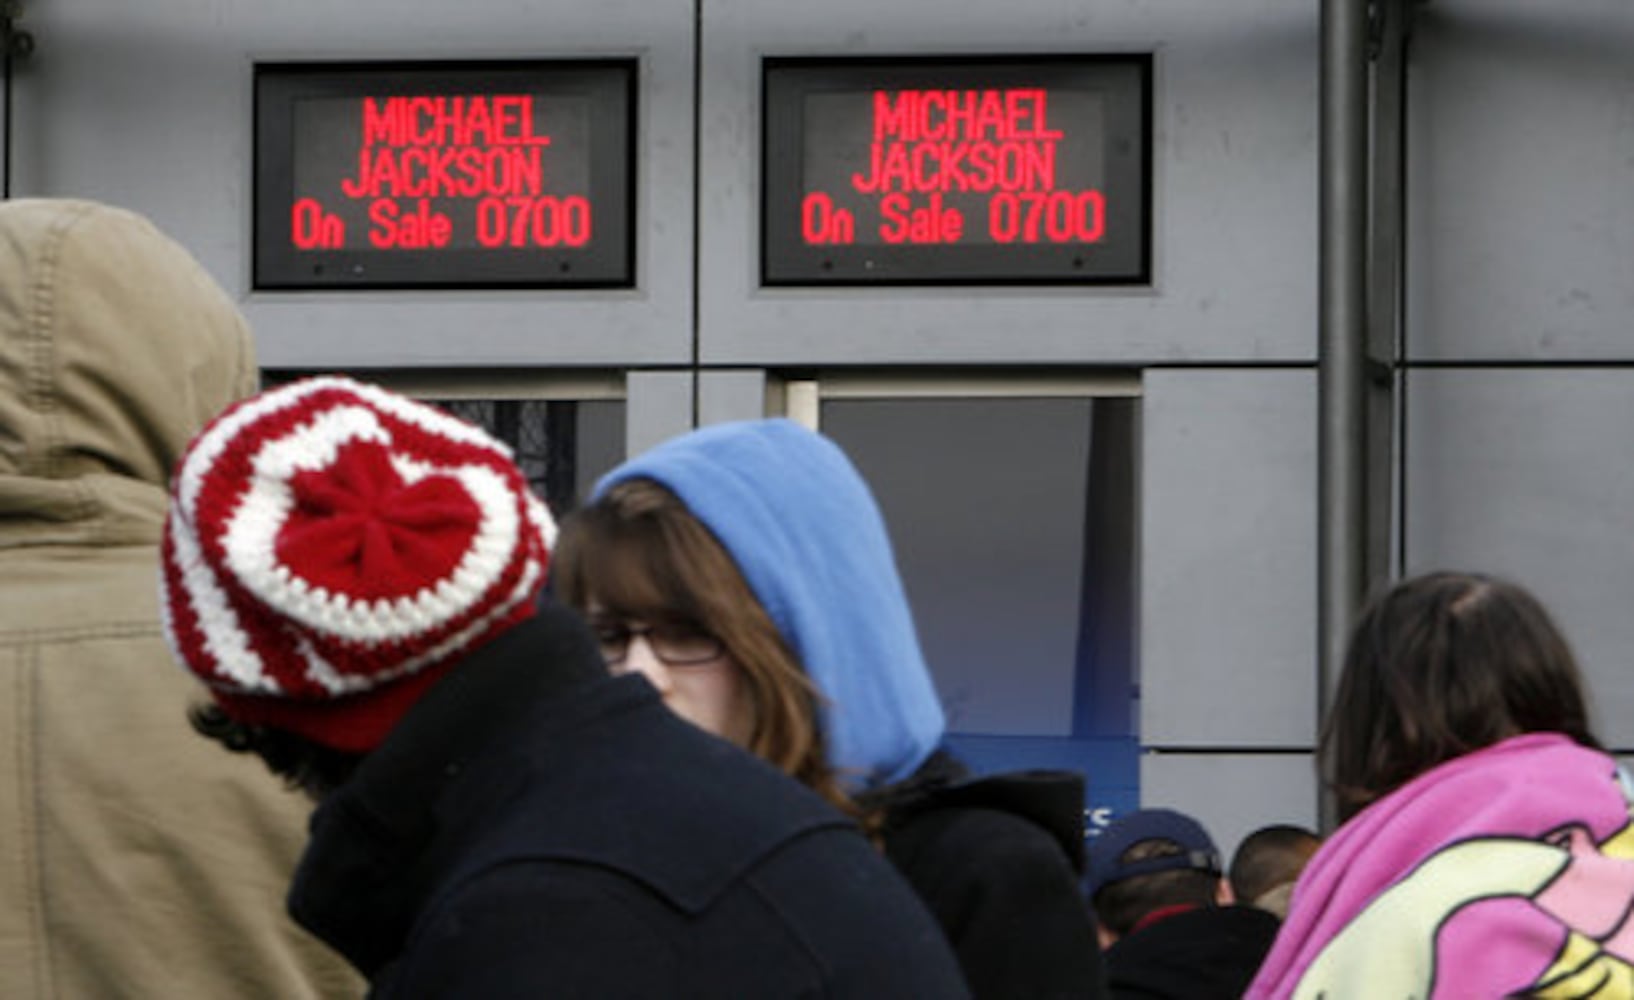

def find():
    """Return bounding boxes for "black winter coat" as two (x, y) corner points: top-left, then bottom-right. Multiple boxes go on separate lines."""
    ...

(868, 751), (1107, 999)
(288, 605), (970, 999)
(1103, 904), (1279, 999)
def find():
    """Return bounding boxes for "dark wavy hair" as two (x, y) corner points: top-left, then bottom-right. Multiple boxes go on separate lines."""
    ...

(189, 702), (363, 801)
(1320, 571), (1601, 822)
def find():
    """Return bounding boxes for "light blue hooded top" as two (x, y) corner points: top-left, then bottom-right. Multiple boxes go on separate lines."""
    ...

(593, 418), (945, 790)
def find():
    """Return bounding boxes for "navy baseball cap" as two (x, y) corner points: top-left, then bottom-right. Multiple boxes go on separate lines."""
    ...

(1085, 808), (1222, 898)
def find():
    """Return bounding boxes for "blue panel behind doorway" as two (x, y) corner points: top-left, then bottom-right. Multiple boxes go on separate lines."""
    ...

(822, 394), (1140, 849)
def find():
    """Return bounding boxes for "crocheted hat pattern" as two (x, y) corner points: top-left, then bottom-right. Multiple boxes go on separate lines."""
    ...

(161, 376), (555, 751)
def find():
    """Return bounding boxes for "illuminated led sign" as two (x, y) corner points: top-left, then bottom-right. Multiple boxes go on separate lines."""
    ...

(762, 56), (1150, 285)
(255, 61), (634, 289)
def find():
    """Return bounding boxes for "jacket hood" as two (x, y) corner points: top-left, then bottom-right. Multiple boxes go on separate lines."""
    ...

(867, 749), (1089, 872)
(0, 199), (256, 549)
(594, 417), (944, 789)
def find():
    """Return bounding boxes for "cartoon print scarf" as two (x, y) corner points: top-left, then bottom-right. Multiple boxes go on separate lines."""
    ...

(1247, 732), (1634, 998)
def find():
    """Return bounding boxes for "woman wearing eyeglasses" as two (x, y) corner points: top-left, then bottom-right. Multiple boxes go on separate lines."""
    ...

(552, 418), (1104, 1000)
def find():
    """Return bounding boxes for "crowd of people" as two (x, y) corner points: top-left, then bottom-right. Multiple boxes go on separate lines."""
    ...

(4, 197), (1632, 998)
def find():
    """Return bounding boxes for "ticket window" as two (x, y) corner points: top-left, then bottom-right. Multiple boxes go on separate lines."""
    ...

(430, 397), (624, 518)
(782, 376), (1141, 834)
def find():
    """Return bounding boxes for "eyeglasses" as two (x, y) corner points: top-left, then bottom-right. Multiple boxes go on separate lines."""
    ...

(593, 621), (726, 668)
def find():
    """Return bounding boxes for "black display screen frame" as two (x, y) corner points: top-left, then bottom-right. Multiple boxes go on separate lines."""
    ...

(254, 60), (636, 291)
(762, 54), (1152, 287)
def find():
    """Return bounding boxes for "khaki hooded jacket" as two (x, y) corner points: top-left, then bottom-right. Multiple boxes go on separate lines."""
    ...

(0, 200), (361, 998)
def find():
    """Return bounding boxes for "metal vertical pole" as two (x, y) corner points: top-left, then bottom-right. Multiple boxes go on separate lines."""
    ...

(1318, 0), (1370, 832)
(0, 3), (30, 197)
(543, 400), (579, 517)
(1, 3), (20, 198)
(1369, 0), (1409, 588)
(1, 27), (8, 199)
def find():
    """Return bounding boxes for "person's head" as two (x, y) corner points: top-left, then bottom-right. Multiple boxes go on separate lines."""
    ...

(162, 376), (559, 799)
(1320, 570), (1601, 822)
(552, 418), (944, 798)
(1085, 808), (1228, 945)
(1228, 824), (1321, 919)
(0, 198), (257, 521)
(552, 477), (820, 783)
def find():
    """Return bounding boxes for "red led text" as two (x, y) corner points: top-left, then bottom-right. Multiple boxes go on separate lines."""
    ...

(801, 86), (1108, 247)
(871, 89), (1064, 143)
(474, 196), (592, 248)
(802, 192), (856, 244)
(361, 95), (552, 147)
(292, 198), (346, 249)
(853, 89), (1063, 194)
(369, 198), (453, 248)
(852, 141), (1057, 195)
(342, 95), (551, 200)
(341, 146), (543, 200)
(989, 190), (1104, 243)
(880, 192), (964, 244)
(289, 92), (596, 254)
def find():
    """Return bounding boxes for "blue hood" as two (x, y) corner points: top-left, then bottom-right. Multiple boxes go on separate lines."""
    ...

(595, 418), (944, 789)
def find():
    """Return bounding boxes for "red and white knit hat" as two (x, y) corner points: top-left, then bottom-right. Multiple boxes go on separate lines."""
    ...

(161, 376), (555, 752)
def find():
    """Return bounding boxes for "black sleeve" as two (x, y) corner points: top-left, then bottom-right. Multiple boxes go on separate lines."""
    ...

(375, 862), (682, 1000)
